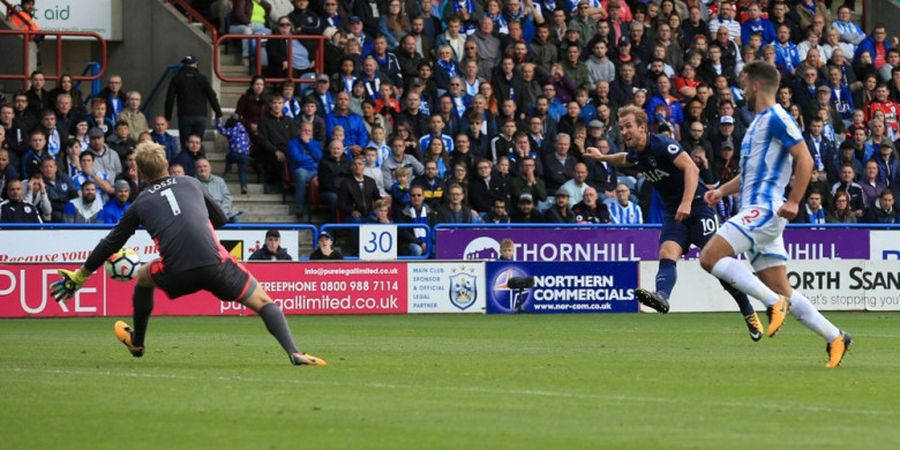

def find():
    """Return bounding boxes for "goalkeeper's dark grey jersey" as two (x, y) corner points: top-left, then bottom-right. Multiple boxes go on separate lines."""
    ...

(84, 176), (228, 273)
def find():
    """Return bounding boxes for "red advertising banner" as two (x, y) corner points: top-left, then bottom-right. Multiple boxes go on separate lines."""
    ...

(0, 262), (407, 318)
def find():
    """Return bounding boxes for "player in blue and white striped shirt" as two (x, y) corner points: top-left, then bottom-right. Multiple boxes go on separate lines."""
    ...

(700, 61), (851, 368)
(607, 184), (643, 225)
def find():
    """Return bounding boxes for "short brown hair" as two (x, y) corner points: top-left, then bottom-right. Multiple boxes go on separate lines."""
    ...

(134, 142), (169, 180)
(741, 60), (780, 95)
(617, 104), (648, 126)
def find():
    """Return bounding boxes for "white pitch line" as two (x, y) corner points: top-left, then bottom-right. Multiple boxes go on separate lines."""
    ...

(1, 367), (896, 417)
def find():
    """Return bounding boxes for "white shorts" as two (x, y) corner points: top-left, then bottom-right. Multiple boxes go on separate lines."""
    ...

(716, 207), (789, 272)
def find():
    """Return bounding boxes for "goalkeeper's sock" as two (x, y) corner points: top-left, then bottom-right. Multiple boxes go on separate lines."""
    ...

(259, 303), (300, 355)
(655, 259), (677, 300)
(132, 285), (154, 347)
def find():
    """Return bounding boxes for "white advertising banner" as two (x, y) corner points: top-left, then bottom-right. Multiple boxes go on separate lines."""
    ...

(869, 230), (900, 261)
(639, 260), (900, 312)
(407, 262), (486, 313)
(0, 229), (299, 263)
(33, 0), (122, 40)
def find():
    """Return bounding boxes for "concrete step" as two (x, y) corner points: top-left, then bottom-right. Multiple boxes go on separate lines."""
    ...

(232, 193), (292, 203)
(233, 202), (292, 215)
(239, 214), (298, 223)
(226, 182), (264, 194)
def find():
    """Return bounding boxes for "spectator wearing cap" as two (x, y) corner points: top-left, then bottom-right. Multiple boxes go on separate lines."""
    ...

(83, 126), (120, 180)
(546, 188), (575, 223)
(309, 231), (343, 260)
(510, 192), (544, 223)
(164, 55), (223, 149)
(97, 179), (131, 224)
(568, 1), (597, 48)
(346, 16), (374, 57)
(832, 141), (864, 184)
(308, 74), (335, 117)
(228, 0), (273, 66)
(709, 115), (737, 161)
(711, 137), (740, 184)
(249, 229), (293, 261)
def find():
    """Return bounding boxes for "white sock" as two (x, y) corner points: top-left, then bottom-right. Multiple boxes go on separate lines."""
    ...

(710, 257), (780, 307)
(789, 290), (841, 341)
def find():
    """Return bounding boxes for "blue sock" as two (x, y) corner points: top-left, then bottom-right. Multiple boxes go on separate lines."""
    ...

(655, 259), (677, 300)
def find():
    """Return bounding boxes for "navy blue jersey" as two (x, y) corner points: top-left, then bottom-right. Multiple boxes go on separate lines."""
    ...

(626, 134), (707, 214)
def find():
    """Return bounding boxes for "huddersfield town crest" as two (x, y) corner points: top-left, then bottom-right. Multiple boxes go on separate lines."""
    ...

(449, 272), (477, 310)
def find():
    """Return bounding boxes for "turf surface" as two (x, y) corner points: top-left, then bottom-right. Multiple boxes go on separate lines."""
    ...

(1, 313), (898, 450)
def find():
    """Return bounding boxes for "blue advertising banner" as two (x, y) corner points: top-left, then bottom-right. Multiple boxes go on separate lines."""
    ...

(485, 262), (639, 314)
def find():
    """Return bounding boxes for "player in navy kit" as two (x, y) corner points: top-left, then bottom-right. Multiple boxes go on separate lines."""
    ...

(50, 142), (326, 366)
(584, 105), (764, 340)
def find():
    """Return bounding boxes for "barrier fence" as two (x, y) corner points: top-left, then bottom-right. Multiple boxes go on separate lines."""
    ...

(2, 223), (900, 263)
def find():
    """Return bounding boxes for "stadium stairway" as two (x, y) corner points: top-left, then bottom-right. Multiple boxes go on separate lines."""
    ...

(195, 47), (293, 224)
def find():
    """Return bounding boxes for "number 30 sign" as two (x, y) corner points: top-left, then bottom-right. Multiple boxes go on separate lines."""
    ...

(358, 224), (397, 261)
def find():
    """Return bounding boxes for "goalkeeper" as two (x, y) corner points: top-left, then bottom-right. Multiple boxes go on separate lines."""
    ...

(51, 142), (326, 367)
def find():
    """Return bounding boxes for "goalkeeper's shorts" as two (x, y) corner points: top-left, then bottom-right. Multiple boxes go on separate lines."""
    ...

(149, 258), (256, 303)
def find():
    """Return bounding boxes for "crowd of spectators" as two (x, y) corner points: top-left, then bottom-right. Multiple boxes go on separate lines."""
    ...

(3, 0), (899, 227)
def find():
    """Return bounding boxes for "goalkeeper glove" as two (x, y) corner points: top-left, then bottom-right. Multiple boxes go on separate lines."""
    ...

(50, 268), (91, 304)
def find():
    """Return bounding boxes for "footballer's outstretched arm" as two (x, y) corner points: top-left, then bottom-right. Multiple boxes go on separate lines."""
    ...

(204, 190), (228, 228)
(583, 147), (633, 168)
(83, 207), (141, 273)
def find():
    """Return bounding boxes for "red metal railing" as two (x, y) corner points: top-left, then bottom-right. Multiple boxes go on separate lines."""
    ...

(164, 0), (218, 42)
(0, 30), (107, 89)
(213, 34), (326, 84)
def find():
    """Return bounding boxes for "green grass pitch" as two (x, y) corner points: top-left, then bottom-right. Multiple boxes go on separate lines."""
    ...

(2, 313), (899, 450)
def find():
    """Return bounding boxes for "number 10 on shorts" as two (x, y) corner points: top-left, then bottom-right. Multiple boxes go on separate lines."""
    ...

(359, 225), (397, 261)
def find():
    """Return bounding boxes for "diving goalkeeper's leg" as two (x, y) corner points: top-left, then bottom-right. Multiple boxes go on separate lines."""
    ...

(242, 285), (327, 366)
(115, 261), (156, 357)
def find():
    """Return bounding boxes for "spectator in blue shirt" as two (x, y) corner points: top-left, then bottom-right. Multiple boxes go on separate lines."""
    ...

(286, 121), (323, 218)
(326, 91), (369, 148)
(97, 180), (131, 224)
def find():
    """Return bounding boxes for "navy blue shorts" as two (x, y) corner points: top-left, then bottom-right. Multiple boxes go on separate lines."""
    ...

(659, 203), (719, 253)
